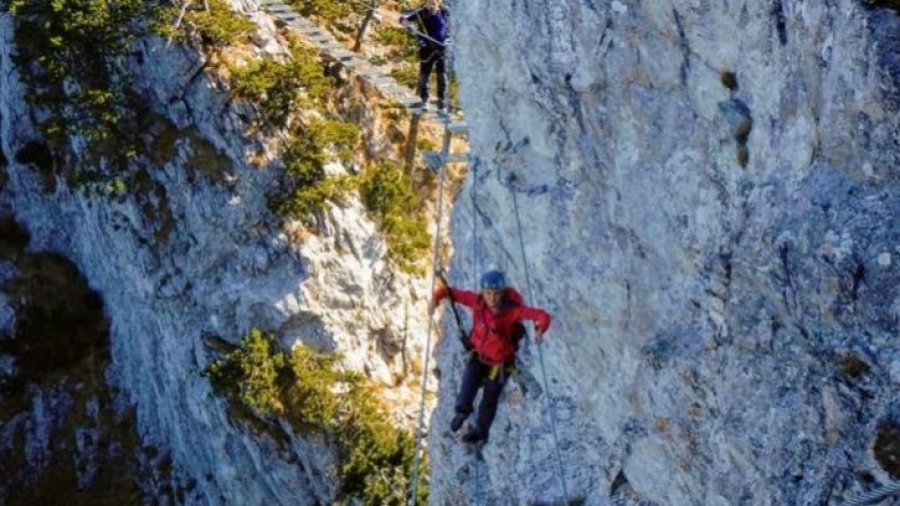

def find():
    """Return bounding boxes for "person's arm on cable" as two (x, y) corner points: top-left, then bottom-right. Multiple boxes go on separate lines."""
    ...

(398, 7), (423, 26)
(432, 286), (480, 311)
(514, 306), (552, 342)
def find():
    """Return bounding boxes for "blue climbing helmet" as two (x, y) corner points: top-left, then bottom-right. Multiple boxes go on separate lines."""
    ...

(479, 269), (507, 290)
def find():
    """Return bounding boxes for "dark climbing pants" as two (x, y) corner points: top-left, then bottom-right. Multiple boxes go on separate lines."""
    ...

(418, 45), (447, 107)
(455, 356), (510, 440)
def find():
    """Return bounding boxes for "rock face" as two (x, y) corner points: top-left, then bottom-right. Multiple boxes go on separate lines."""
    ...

(0, 4), (431, 503)
(3, 0), (899, 503)
(429, 1), (900, 504)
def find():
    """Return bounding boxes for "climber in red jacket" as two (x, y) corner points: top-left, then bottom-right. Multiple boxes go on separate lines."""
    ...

(432, 269), (551, 444)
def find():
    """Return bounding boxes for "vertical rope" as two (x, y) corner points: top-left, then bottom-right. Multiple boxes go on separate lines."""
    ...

(471, 158), (479, 287)
(510, 187), (570, 503)
(408, 148), (450, 505)
(474, 450), (482, 503)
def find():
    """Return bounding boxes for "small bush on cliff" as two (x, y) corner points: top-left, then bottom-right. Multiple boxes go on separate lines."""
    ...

(375, 25), (418, 61)
(153, 0), (256, 49)
(205, 329), (285, 415)
(359, 162), (430, 274)
(7, 0), (255, 188)
(289, 0), (364, 30)
(8, 0), (154, 149)
(205, 329), (428, 504)
(230, 42), (334, 129)
(389, 65), (419, 91)
(271, 119), (360, 221)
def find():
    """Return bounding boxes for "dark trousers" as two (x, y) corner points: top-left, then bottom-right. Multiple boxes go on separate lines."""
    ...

(455, 356), (510, 439)
(418, 45), (447, 107)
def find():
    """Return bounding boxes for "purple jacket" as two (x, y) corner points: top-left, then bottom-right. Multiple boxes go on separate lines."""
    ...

(400, 6), (449, 47)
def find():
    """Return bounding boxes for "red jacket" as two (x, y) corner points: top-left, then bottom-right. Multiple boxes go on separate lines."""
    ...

(433, 286), (551, 364)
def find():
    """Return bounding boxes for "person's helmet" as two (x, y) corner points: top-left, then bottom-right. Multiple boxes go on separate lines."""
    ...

(479, 270), (507, 290)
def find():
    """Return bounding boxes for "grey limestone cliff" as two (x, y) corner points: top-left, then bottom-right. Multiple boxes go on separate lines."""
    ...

(0, 3), (432, 503)
(428, 1), (900, 504)
(1, 0), (899, 504)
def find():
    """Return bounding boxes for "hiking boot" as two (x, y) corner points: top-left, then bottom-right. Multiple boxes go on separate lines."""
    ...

(450, 413), (467, 432)
(461, 428), (484, 444)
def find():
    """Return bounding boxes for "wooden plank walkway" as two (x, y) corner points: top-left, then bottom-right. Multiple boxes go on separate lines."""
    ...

(256, 0), (470, 171)
(258, 0), (452, 123)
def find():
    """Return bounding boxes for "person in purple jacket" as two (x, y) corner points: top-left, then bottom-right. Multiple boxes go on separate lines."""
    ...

(399, 0), (450, 113)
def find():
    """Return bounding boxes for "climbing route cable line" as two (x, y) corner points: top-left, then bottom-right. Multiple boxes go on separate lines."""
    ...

(408, 122), (451, 505)
(508, 173), (571, 503)
(247, 3), (460, 501)
(470, 156), (480, 287)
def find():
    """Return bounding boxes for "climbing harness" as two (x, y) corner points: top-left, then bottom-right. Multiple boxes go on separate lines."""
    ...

(408, 118), (451, 505)
(487, 363), (503, 381)
(508, 174), (571, 503)
(841, 480), (900, 506)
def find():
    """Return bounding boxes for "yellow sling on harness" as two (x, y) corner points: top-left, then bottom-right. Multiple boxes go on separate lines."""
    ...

(488, 363), (502, 381)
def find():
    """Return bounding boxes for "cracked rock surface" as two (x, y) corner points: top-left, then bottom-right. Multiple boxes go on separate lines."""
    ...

(429, 1), (900, 504)
(0, 3), (431, 502)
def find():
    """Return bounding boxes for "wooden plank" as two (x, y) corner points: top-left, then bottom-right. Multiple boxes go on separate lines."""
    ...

(284, 18), (311, 27)
(447, 122), (468, 134)
(330, 49), (357, 60)
(396, 96), (422, 107)
(342, 58), (369, 68)
(445, 152), (469, 164)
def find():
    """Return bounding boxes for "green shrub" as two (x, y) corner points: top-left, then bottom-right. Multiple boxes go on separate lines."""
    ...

(389, 64), (419, 91)
(290, 0), (364, 26)
(7, 0), (252, 182)
(230, 42), (334, 129)
(205, 329), (285, 416)
(153, 0), (256, 49)
(358, 162), (430, 273)
(281, 346), (344, 427)
(273, 119), (360, 221)
(205, 329), (429, 504)
(189, 0), (256, 47)
(375, 25), (417, 60)
(278, 174), (356, 220)
(416, 137), (437, 152)
(9, 0), (153, 148)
